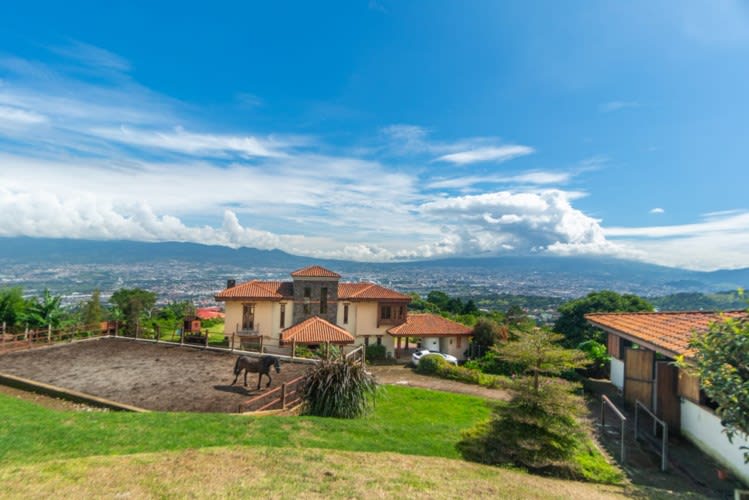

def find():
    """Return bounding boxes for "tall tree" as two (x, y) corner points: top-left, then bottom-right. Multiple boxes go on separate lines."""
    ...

(109, 288), (157, 336)
(460, 328), (590, 472)
(682, 314), (749, 462)
(554, 290), (653, 347)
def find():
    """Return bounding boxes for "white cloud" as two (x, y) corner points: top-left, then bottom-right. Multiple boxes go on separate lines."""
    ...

(91, 126), (288, 158)
(419, 190), (636, 258)
(435, 145), (535, 165)
(649, 207), (665, 214)
(0, 105), (47, 127)
(426, 171), (572, 190)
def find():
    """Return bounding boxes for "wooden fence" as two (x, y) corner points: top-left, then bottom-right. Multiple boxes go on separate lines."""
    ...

(345, 345), (366, 366)
(238, 375), (306, 413)
(0, 326), (108, 354)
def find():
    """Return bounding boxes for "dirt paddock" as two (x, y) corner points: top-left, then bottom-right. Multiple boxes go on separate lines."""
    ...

(0, 338), (312, 413)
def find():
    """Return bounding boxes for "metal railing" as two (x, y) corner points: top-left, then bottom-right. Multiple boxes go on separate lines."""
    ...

(600, 395), (627, 463)
(635, 399), (669, 471)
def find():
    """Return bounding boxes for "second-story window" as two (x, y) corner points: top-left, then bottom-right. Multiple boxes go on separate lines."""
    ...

(304, 286), (311, 298)
(320, 287), (328, 314)
(343, 304), (349, 324)
(279, 303), (286, 329)
(380, 305), (392, 320)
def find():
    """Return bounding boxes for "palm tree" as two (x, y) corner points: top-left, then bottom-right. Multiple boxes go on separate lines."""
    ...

(25, 289), (63, 329)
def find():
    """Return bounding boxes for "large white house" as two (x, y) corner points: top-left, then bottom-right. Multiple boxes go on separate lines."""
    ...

(587, 311), (749, 484)
(215, 265), (472, 360)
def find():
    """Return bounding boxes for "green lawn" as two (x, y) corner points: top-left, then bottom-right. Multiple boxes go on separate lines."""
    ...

(0, 385), (489, 465)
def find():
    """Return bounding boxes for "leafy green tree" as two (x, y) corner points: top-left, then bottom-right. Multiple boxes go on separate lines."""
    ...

(498, 328), (589, 392)
(0, 287), (27, 329)
(469, 319), (507, 357)
(25, 289), (64, 329)
(462, 299), (479, 315)
(554, 290), (653, 347)
(110, 288), (157, 336)
(505, 305), (528, 326)
(81, 289), (103, 331)
(426, 291), (450, 310)
(681, 314), (749, 462)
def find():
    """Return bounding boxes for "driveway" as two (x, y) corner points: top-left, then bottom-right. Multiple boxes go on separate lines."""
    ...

(369, 365), (511, 401)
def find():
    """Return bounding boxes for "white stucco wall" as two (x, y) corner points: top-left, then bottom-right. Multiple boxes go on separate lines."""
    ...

(439, 336), (468, 360)
(223, 301), (279, 346)
(610, 357), (625, 391)
(680, 399), (749, 484)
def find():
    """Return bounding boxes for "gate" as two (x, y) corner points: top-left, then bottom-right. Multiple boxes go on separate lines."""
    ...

(624, 348), (654, 408)
(655, 361), (681, 430)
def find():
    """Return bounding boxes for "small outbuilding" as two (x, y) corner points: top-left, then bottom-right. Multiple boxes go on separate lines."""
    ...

(586, 311), (749, 484)
(388, 313), (473, 360)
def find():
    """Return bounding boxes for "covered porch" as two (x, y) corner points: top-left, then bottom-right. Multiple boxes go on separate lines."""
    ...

(387, 313), (472, 361)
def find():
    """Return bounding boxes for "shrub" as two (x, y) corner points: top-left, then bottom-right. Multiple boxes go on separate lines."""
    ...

(415, 354), (448, 374)
(301, 356), (378, 418)
(577, 340), (610, 378)
(416, 355), (506, 389)
(365, 344), (387, 362)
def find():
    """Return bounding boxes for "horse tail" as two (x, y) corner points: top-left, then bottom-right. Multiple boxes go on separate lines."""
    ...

(233, 356), (242, 375)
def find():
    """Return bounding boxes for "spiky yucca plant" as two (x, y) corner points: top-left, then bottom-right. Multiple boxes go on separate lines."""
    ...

(301, 356), (377, 418)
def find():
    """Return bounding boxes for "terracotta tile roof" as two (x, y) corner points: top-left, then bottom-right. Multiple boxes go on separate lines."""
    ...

(290, 265), (341, 278)
(281, 316), (355, 345)
(215, 280), (293, 301)
(388, 313), (473, 337)
(338, 282), (411, 301)
(586, 311), (748, 358)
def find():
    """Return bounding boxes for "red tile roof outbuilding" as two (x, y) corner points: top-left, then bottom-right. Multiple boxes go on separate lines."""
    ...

(585, 310), (748, 358)
(388, 313), (472, 337)
(290, 265), (341, 278)
(281, 316), (355, 345)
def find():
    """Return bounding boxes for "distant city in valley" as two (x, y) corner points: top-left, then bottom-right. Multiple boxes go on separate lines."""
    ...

(1, 238), (747, 321)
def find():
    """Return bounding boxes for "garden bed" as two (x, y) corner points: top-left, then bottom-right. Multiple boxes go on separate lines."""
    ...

(0, 337), (310, 413)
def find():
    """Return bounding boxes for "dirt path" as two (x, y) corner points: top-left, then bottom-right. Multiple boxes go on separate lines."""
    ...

(370, 365), (511, 401)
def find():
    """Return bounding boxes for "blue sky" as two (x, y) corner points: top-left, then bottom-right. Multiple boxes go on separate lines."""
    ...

(0, 1), (748, 270)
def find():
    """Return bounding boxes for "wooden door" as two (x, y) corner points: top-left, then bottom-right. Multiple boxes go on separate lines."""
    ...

(655, 362), (681, 430)
(624, 348), (654, 408)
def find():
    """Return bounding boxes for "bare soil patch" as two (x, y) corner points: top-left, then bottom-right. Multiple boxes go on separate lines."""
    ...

(0, 338), (311, 413)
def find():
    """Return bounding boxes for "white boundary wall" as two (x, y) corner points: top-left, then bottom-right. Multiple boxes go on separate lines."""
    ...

(610, 357), (624, 391)
(680, 399), (749, 484)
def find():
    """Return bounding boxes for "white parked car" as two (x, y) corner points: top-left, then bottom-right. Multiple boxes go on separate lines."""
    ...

(412, 349), (458, 366)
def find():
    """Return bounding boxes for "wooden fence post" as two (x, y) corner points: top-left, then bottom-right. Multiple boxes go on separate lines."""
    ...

(281, 383), (287, 409)
(259, 335), (264, 353)
(47, 324), (52, 344)
(292, 339), (296, 359)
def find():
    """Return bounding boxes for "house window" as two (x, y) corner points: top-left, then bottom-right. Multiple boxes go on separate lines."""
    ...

(320, 287), (328, 314)
(304, 287), (311, 298)
(242, 303), (255, 331)
(376, 336), (382, 346)
(380, 305), (392, 320)
(279, 303), (286, 329)
(399, 306), (404, 319)
(343, 304), (349, 324)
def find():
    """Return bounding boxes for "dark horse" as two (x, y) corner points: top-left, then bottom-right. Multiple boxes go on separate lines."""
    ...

(231, 355), (281, 390)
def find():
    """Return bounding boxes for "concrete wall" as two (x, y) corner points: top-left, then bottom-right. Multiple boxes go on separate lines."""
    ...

(610, 357), (625, 391)
(680, 399), (749, 484)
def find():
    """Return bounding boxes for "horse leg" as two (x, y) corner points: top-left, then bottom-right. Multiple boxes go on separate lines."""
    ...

(231, 373), (238, 385)
(257, 372), (262, 390)
(244, 369), (248, 387)
(266, 372), (272, 388)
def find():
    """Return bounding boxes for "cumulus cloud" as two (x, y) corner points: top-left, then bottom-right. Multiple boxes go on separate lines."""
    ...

(649, 207), (665, 214)
(419, 190), (636, 258)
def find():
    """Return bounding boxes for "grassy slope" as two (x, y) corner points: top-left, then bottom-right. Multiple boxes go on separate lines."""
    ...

(0, 386), (488, 464)
(0, 447), (628, 499)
